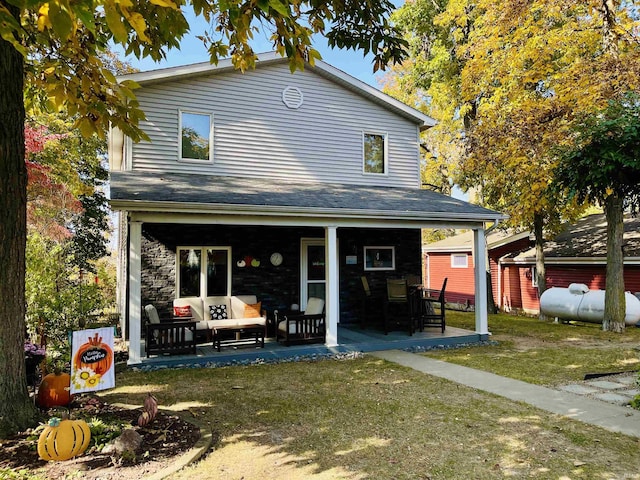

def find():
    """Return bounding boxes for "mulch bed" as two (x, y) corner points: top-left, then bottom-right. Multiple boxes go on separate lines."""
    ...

(0, 394), (203, 479)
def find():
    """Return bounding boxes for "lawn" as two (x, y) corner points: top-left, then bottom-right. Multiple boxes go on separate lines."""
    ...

(93, 313), (640, 480)
(432, 311), (640, 386)
(8, 313), (640, 479)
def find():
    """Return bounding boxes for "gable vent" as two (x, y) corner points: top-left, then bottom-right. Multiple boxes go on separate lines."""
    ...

(282, 86), (303, 109)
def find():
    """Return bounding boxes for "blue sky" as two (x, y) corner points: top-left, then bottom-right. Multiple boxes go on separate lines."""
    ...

(114, 9), (386, 88)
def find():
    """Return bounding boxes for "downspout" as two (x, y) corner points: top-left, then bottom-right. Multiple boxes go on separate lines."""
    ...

(497, 252), (511, 311)
(426, 253), (431, 290)
(482, 220), (501, 311)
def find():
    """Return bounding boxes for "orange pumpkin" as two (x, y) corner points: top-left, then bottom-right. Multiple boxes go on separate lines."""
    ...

(38, 371), (73, 408)
(73, 332), (113, 375)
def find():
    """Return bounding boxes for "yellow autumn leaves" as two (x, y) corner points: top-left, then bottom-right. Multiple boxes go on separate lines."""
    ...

(36, 0), (179, 43)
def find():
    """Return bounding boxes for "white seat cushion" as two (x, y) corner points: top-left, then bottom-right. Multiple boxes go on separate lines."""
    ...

(209, 317), (267, 329)
(144, 304), (161, 324)
(305, 297), (325, 315)
(231, 295), (258, 319)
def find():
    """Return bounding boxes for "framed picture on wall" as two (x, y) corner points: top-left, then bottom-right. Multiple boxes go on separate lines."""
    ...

(364, 246), (395, 271)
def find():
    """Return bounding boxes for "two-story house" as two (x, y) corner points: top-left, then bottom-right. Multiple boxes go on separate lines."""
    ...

(109, 52), (504, 364)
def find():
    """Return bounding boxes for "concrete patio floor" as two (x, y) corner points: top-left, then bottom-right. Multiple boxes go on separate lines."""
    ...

(134, 324), (486, 369)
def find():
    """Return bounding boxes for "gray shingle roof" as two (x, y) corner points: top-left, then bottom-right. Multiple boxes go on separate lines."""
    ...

(423, 229), (528, 251)
(109, 171), (503, 223)
(513, 213), (640, 259)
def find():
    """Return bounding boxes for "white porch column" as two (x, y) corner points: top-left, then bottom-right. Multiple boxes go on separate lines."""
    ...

(128, 221), (142, 364)
(473, 227), (489, 336)
(325, 226), (339, 347)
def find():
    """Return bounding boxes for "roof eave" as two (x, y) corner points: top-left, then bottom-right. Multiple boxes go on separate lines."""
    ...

(117, 52), (284, 84)
(423, 246), (472, 253)
(110, 199), (505, 224)
(487, 231), (532, 250)
(500, 256), (640, 265)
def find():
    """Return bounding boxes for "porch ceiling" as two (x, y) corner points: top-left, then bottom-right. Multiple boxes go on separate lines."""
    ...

(110, 171), (505, 228)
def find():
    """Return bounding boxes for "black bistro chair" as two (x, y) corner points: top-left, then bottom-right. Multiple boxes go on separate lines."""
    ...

(417, 278), (448, 333)
(384, 278), (418, 335)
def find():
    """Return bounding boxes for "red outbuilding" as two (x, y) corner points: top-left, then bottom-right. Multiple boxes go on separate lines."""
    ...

(423, 214), (640, 315)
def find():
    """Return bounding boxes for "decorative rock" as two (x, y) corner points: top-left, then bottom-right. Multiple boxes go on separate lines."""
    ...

(102, 428), (143, 456)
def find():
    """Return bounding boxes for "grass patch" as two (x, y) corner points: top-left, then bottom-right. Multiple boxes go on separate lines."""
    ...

(98, 355), (640, 480)
(430, 312), (640, 385)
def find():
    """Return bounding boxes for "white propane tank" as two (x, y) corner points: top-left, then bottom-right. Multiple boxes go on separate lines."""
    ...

(540, 283), (640, 326)
(539, 285), (583, 319)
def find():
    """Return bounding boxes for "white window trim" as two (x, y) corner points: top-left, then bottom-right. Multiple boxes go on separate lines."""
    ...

(176, 246), (231, 298)
(362, 131), (389, 176)
(300, 238), (325, 311)
(531, 266), (538, 287)
(364, 246), (396, 271)
(178, 110), (214, 163)
(451, 253), (468, 269)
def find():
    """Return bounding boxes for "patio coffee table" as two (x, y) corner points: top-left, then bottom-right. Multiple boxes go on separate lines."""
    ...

(212, 324), (265, 352)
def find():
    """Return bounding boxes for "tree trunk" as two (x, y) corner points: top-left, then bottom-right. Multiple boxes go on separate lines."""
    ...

(0, 1), (38, 438)
(603, 194), (626, 332)
(533, 212), (548, 320)
(600, 0), (619, 57)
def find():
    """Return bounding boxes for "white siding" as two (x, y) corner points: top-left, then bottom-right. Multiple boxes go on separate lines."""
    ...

(131, 63), (421, 188)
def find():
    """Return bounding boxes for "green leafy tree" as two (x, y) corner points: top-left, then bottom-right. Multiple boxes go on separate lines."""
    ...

(381, 0), (466, 255)
(28, 112), (111, 272)
(22, 113), (112, 373)
(181, 126), (210, 161)
(448, 0), (639, 300)
(554, 92), (640, 332)
(25, 232), (107, 357)
(69, 192), (111, 272)
(381, 0), (466, 198)
(0, 0), (406, 437)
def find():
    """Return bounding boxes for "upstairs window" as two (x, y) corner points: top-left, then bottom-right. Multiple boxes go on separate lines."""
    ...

(363, 132), (387, 174)
(180, 111), (213, 162)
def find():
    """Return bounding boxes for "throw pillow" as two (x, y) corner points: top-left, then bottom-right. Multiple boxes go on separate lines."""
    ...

(244, 302), (262, 318)
(173, 305), (192, 317)
(209, 304), (228, 320)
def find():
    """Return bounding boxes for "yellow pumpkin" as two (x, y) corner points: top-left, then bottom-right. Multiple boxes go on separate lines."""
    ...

(37, 417), (91, 461)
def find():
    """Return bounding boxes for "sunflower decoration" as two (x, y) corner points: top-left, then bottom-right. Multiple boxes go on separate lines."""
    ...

(72, 366), (102, 390)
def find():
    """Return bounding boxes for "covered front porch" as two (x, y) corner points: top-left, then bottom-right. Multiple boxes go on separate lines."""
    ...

(110, 172), (505, 365)
(135, 324), (483, 369)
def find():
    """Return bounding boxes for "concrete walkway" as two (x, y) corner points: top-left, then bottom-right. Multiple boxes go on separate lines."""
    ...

(371, 350), (640, 439)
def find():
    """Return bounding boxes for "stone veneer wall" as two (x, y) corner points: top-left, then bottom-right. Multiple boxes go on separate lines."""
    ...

(338, 228), (422, 325)
(140, 224), (421, 326)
